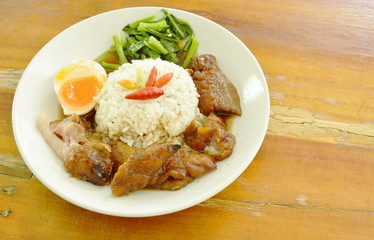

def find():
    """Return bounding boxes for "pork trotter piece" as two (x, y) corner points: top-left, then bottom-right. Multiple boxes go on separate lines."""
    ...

(148, 146), (216, 190)
(63, 139), (113, 186)
(111, 144), (216, 196)
(111, 143), (181, 197)
(110, 140), (138, 173)
(38, 115), (113, 185)
(184, 113), (235, 161)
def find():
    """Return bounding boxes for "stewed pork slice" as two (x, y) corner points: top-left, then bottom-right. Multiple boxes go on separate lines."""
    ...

(184, 113), (235, 161)
(111, 143), (182, 197)
(189, 54), (242, 116)
(111, 144), (216, 196)
(148, 146), (216, 190)
(110, 140), (138, 173)
(38, 115), (113, 185)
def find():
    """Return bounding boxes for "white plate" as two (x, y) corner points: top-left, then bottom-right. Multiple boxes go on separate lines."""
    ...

(12, 7), (269, 217)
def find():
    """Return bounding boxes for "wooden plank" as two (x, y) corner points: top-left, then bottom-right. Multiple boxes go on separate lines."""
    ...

(0, 1), (373, 239)
(268, 106), (374, 148)
(0, 69), (32, 178)
(0, 69), (22, 89)
(261, 47), (374, 124)
(215, 135), (374, 211)
(0, 155), (32, 179)
(0, 88), (20, 156)
(0, 175), (373, 240)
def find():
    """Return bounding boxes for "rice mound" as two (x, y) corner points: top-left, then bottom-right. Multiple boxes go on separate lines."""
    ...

(95, 59), (201, 148)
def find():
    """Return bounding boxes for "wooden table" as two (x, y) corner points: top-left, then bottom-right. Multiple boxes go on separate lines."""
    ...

(1, 0), (373, 239)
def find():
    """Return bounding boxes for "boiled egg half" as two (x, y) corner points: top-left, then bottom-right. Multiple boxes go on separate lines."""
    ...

(54, 59), (107, 115)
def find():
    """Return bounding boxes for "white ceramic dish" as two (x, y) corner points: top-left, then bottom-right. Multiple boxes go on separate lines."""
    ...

(12, 7), (269, 217)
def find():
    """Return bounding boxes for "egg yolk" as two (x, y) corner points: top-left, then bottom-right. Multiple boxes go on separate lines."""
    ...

(59, 76), (102, 108)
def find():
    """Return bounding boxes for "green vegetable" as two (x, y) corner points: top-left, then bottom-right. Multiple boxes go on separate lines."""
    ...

(160, 38), (180, 52)
(142, 46), (161, 59)
(95, 48), (116, 63)
(129, 15), (156, 29)
(126, 40), (145, 56)
(163, 52), (179, 63)
(182, 35), (198, 68)
(137, 20), (169, 32)
(100, 61), (121, 71)
(113, 34), (127, 64)
(143, 41), (160, 54)
(148, 36), (169, 54)
(183, 35), (193, 51)
(119, 31), (126, 45)
(162, 9), (193, 39)
(123, 25), (142, 35)
(97, 9), (198, 72)
(143, 27), (179, 42)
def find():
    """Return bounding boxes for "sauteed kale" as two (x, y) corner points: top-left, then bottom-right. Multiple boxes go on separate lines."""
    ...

(96, 9), (198, 72)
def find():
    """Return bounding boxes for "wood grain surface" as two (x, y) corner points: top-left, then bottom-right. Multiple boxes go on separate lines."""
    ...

(1, 0), (373, 239)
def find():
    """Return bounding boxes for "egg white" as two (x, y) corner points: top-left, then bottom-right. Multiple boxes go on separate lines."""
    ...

(54, 59), (107, 115)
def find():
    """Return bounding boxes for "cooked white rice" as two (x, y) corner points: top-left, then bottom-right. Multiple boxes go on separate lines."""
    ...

(94, 59), (201, 148)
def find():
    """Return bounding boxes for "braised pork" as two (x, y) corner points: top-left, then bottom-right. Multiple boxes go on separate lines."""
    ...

(111, 144), (216, 196)
(189, 54), (242, 116)
(110, 140), (138, 173)
(148, 146), (216, 190)
(111, 143), (181, 196)
(38, 115), (113, 185)
(184, 113), (235, 161)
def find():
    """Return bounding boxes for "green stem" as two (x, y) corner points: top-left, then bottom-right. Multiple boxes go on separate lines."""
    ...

(95, 48), (116, 63)
(113, 34), (127, 64)
(129, 15), (156, 29)
(100, 61), (121, 70)
(182, 35), (198, 68)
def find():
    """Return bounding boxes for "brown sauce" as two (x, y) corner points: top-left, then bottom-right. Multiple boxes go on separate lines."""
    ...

(81, 110), (97, 128)
(217, 113), (235, 131)
(104, 52), (120, 64)
(59, 107), (96, 128)
(58, 106), (65, 120)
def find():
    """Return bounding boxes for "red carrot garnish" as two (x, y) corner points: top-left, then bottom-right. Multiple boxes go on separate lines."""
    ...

(125, 87), (164, 100)
(154, 72), (173, 88)
(146, 66), (158, 87)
